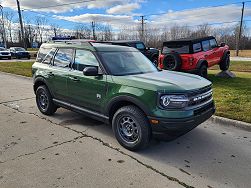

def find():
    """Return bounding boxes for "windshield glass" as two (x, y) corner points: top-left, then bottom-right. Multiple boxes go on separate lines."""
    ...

(15, 48), (26, 51)
(98, 51), (158, 76)
(162, 43), (190, 54)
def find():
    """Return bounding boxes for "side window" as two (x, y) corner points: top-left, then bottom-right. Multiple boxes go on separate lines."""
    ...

(193, 43), (202, 53)
(73, 49), (99, 71)
(42, 48), (56, 64)
(53, 48), (73, 68)
(202, 40), (210, 51)
(36, 47), (51, 63)
(209, 39), (217, 49)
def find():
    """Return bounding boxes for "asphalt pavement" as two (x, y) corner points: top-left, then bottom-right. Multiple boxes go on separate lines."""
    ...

(0, 72), (250, 188)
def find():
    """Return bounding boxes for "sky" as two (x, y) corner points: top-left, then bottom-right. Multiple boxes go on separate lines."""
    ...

(1, 0), (251, 33)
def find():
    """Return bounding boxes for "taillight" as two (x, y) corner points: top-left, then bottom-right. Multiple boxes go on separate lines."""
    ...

(158, 54), (165, 68)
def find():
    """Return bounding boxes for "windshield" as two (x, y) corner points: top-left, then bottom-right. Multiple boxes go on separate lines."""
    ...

(98, 51), (158, 76)
(162, 43), (190, 54)
(15, 48), (26, 51)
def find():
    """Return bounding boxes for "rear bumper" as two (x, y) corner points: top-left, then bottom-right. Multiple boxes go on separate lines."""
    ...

(148, 102), (215, 136)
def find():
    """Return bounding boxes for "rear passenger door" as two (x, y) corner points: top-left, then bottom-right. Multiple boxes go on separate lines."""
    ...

(67, 49), (107, 112)
(50, 48), (73, 101)
(209, 39), (220, 64)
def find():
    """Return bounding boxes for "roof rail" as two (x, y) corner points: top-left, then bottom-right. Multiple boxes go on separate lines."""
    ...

(50, 39), (96, 46)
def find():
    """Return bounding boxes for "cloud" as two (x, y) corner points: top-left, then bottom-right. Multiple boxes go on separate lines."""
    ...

(54, 13), (138, 28)
(0, 0), (127, 13)
(106, 3), (140, 14)
(149, 4), (251, 28)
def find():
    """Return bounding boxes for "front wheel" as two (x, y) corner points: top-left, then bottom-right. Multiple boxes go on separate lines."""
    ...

(220, 53), (230, 71)
(112, 105), (151, 151)
(36, 85), (57, 115)
(198, 65), (208, 78)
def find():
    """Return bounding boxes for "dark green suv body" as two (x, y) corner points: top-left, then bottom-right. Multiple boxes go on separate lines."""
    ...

(32, 41), (215, 150)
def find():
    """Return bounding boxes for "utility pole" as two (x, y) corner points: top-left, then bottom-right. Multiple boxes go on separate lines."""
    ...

(91, 21), (96, 40)
(16, 0), (26, 48)
(236, 2), (245, 56)
(0, 5), (7, 48)
(140, 16), (146, 43)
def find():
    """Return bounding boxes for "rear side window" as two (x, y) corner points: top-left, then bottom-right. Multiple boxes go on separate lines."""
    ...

(42, 48), (56, 64)
(73, 49), (99, 71)
(202, 40), (210, 51)
(162, 43), (190, 54)
(193, 43), (202, 53)
(36, 47), (51, 63)
(210, 39), (217, 49)
(53, 48), (73, 68)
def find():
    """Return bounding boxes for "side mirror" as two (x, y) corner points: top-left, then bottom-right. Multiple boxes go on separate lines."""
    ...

(220, 42), (226, 47)
(83, 66), (99, 76)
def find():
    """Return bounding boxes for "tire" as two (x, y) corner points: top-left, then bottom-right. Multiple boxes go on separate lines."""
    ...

(163, 53), (182, 71)
(36, 85), (57, 115)
(198, 64), (208, 78)
(8, 57), (11, 60)
(112, 105), (151, 151)
(220, 53), (230, 71)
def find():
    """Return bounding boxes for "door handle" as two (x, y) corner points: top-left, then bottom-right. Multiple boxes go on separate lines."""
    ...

(69, 76), (80, 82)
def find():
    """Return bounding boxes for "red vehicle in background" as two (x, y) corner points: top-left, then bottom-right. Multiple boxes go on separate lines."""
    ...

(158, 36), (230, 78)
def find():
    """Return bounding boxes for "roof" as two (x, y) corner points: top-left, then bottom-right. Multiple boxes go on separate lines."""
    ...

(163, 36), (215, 44)
(42, 41), (138, 52)
(98, 40), (142, 44)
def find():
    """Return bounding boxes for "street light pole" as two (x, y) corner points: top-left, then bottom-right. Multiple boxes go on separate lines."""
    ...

(16, 0), (26, 48)
(0, 5), (7, 48)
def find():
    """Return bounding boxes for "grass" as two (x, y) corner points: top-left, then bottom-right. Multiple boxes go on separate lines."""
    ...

(208, 70), (251, 123)
(0, 61), (250, 123)
(230, 50), (251, 57)
(0, 61), (33, 77)
(210, 61), (251, 72)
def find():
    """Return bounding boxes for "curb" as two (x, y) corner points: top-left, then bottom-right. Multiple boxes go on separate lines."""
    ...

(210, 115), (251, 132)
(0, 71), (32, 80)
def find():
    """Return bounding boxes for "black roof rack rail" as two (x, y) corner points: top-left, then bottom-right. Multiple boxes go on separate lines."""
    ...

(50, 39), (96, 46)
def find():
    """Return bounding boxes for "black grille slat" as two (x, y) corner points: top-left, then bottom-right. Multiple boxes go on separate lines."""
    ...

(187, 85), (213, 107)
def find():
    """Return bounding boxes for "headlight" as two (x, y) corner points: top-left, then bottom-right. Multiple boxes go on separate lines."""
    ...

(160, 94), (189, 109)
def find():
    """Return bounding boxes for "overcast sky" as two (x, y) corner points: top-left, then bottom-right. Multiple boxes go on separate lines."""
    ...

(1, 0), (251, 32)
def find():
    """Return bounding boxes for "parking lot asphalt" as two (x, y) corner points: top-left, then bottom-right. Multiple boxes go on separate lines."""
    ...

(0, 72), (250, 188)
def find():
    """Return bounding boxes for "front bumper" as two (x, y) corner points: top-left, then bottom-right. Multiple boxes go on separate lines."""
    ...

(148, 102), (215, 136)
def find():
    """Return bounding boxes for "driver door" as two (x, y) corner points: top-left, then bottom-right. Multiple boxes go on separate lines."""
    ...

(67, 49), (107, 113)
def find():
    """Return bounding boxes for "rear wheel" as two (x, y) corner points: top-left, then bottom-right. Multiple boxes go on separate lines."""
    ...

(198, 64), (208, 78)
(163, 53), (182, 71)
(112, 105), (151, 151)
(152, 55), (158, 67)
(220, 53), (230, 71)
(36, 85), (57, 115)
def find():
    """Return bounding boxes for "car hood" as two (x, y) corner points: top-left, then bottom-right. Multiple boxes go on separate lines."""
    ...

(0, 50), (10, 53)
(112, 70), (212, 92)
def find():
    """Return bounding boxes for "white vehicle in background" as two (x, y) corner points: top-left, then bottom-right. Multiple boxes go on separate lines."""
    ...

(0, 47), (11, 60)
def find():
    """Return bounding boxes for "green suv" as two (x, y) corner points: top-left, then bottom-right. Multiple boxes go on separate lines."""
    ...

(32, 41), (215, 151)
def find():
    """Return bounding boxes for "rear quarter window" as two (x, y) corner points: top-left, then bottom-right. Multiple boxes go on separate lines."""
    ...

(36, 47), (51, 63)
(202, 40), (210, 51)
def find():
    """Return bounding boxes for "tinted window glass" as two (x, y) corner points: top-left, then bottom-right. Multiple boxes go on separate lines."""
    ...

(210, 39), (217, 49)
(54, 48), (73, 68)
(162, 44), (190, 54)
(42, 48), (56, 64)
(135, 43), (145, 50)
(193, 43), (202, 53)
(37, 47), (51, 63)
(202, 40), (210, 51)
(73, 50), (99, 71)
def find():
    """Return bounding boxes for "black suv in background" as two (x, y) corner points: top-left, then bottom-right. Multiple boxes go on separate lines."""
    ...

(99, 40), (159, 65)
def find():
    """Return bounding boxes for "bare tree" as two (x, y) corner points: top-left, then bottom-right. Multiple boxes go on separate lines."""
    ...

(34, 16), (48, 43)
(4, 11), (15, 43)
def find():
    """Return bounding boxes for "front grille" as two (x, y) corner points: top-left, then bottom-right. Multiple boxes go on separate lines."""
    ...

(187, 85), (213, 107)
(194, 102), (214, 116)
(1, 53), (9, 55)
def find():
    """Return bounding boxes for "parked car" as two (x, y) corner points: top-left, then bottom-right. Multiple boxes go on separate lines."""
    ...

(99, 40), (159, 66)
(158, 36), (230, 77)
(32, 41), (215, 151)
(9, 47), (31, 59)
(0, 47), (11, 60)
